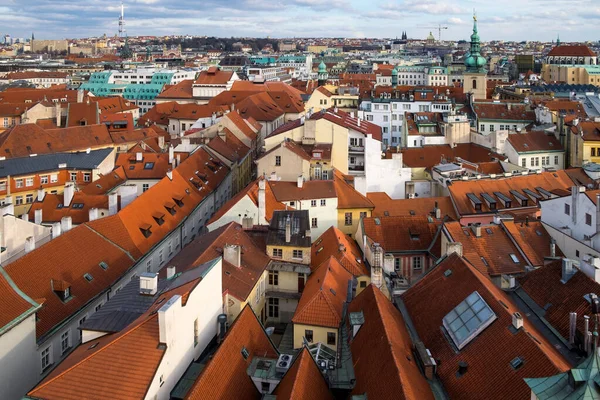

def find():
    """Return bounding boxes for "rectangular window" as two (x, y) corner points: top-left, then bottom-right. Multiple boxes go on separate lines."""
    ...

(305, 329), (314, 343)
(327, 332), (336, 346)
(311, 217), (318, 228)
(269, 270), (279, 285)
(272, 248), (282, 258)
(292, 250), (303, 259)
(521, 158), (526, 167)
(275, 156), (281, 166)
(50, 174), (58, 183)
(194, 318), (199, 347)
(311, 200), (317, 207)
(142, 183), (149, 192)
(83, 173), (91, 182)
(320, 199), (326, 206)
(394, 258), (401, 272)
(360, 211), (367, 219)
(565, 203), (570, 215)
(26, 177), (34, 187)
(41, 346), (52, 372)
(15, 179), (23, 188)
(26, 194), (33, 204)
(61, 330), (70, 354)
(268, 298), (279, 318)
(489, 125), (495, 132)
(586, 213), (592, 226)
(530, 158), (535, 167)
(40, 175), (48, 185)
(413, 256), (423, 271)
(345, 212), (353, 226)
(555, 155), (559, 165)
(159, 249), (164, 264)
(70, 172), (77, 181)
(15, 196), (23, 205)
(535, 157), (539, 167)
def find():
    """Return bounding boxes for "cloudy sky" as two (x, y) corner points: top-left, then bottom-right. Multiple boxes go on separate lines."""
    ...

(1, 0), (599, 42)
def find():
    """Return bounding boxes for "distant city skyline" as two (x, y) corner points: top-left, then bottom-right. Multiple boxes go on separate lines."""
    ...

(0, 0), (599, 42)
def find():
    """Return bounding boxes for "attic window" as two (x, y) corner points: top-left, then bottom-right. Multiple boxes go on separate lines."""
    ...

(140, 224), (152, 238)
(173, 195), (184, 207)
(153, 212), (165, 226)
(83, 273), (94, 282)
(144, 162), (154, 170)
(510, 254), (519, 263)
(99, 262), (108, 271)
(57, 203), (64, 209)
(443, 291), (497, 350)
(241, 347), (250, 360)
(165, 202), (176, 216)
(72, 203), (84, 209)
(316, 247), (324, 254)
(88, 342), (99, 350)
(383, 211), (390, 216)
(485, 228), (493, 235)
(409, 210), (416, 216)
(330, 288), (337, 296)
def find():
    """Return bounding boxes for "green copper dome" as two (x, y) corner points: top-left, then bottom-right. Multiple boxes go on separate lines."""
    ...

(391, 67), (398, 76)
(464, 15), (486, 73)
(318, 61), (327, 73)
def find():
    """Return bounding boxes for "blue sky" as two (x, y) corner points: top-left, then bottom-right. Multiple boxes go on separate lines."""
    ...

(1, 0), (599, 41)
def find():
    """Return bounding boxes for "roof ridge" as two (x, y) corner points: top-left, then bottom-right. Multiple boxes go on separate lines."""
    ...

(31, 313), (159, 393)
(83, 222), (138, 262)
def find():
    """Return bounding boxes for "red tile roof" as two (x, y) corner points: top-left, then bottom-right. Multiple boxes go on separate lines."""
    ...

(81, 167), (127, 195)
(235, 92), (285, 122)
(194, 67), (234, 85)
(396, 143), (506, 169)
(402, 253), (570, 400)
(186, 306), (278, 400)
(0, 102), (29, 117)
(0, 268), (39, 330)
(349, 285), (434, 400)
(507, 131), (563, 153)
(333, 169), (374, 209)
(311, 226), (369, 276)
(363, 216), (441, 254)
(292, 256), (353, 328)
(137, 102), (178, 127)
(169, 103), (225, 120)
(473, 102), (536, 122)
(270, 180), (337, 202)
(547, 45), (596, 57)
(273, 347), (334, 400)
(501, 220), (561, 267)
(367, 193), (457, 220)
(156, 79), (194, 99)
(66, 101), (99, 127)
(27, 192), (109, 225)
(115, 152), (184, 180)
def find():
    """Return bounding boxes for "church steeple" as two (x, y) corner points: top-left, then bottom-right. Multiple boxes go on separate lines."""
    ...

(556, 33), (561, 47)
(464, 13), (486, 73)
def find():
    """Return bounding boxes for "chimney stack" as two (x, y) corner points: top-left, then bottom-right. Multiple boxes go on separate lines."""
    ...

(37, 188), (45, 202)
(63, 183), (75, 207)
(88, 207), (99, 222)
(550, 238), (556, 258)
(108, 193), (118, 215)
(258, 179), (266, 223)
(584, 315), (591, 353)
(136, 152), (142, 162)
(446, 242), (463, 257)
(297, 175), (303, 188)
(77, 89), (84, 104)
(34, 209), (42, 225)
(457, 361), (468, 376)
(60, 216), (72, 233)
(159, 295), (181, 347)
(285, 215), (291, 244)
(512, 312), (523, 330)
(223, 244), (241, 268)
(55, 103), (62, 127)
(242, 215), (253, 230)
(21, 213), (29, 222)
(596, 193), (600, 234)
(571, 186), (579, 224)
(168, 146), (175, 165)
(167, 266), (176, 279)
(140, 272), (158, 295)
(158, 136), (165, 149)
(24, 236), (35, 254)
(561, 258), (575, 283)
(51, 222), (62, 239)
(471, 223), (482, 238)
(569, 312), (577, 344)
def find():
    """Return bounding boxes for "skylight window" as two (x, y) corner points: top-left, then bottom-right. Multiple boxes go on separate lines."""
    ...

(510, 254), (519, 263)
(144, 162), (155, 170)
(442, 291), (497, 350)
(83, 273), (94, 282)
(99, 262), (108, 270)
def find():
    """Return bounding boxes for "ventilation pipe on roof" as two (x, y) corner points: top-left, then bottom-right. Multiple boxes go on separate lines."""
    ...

(569, 312), (577, 345)
(63, 183), (75, 207)
(34, 209), (42, 225)
(108, 192), (118, 215)
(176, 154), (181, 168)
(258, 179), (266, 223)
(140, 272), (158, 295)
(217, 313), (228, 344)
(21, 213), (29, 222)
(136, 152), (143, 162)
(223, 244), (241, 268)
(166, 266), (176, 279)
(88, 208), (99, 222)
(470, 223), (482, 238)
(512, 312), (523, 330)
(24, 236), (35, 254)
(434, 201), (441, 219)
(55, 102), (61, 127)
(61, 216), (72, 233)
(285, 215), (291, 244)
(168, 146), (175, 166)
(51, 222), (61, 239)
(550, 238), (556, 258)
(584, 315), (591, 354)
(77, 89), (84, 104)
(561, 258), (575, 283)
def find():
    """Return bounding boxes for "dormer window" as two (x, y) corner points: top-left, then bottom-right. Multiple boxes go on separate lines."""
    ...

(52, 279), (72, 301)
(173, 194), (184, 207)
(153, 212), (165, 226)
(140, 223), (152, 238)
(165, 201), (176, 216)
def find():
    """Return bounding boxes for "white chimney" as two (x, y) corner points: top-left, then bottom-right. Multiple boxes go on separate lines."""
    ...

(297, 175), (303, 188)
(168, 146), (175, 165)
(176, 154), (181, 167)
(55, 103), (62, 127)
(34, 209), (42, 225)
(77, 89), (84, 103)
(159, 295), (181, 346)
(550, 238), (556, 258)
(136, 152), (142, 162)
(108, 192), (118, 215)
(258, 179), (266, 223)
(24, 236), (35, 254)
(471, 224), (482, 238)
(21, 213), (29, 222)
(446, 242), (463, 257)
(89, 207), (99, 221)
(63, 183), (75, 207)
(223, 244), (241, 268)
(119, 185), (137, 209)
(61, 216), (72, 232)
(51, 222), (62, 239)
(37, 189), (45, 202)
(166, 170), (173, 180)
(512, 312), (523, 330)
(596, 193), (600, 235)
(139, 272), (158, 295)
(285, 215), (291, 244)
(561, 258), (575, 283)
(158, 136), (165, 149)
(167, 266), (176, 279)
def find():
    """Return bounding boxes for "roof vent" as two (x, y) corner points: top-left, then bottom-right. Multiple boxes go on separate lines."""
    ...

(276, 354), (293, 374)
(512, 312), (523, 330)
(457, 361), (468, 377)
(140, 272), (158, 295)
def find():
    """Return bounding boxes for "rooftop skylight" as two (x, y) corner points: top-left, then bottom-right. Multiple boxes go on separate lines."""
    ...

(443, 291), (497, 350)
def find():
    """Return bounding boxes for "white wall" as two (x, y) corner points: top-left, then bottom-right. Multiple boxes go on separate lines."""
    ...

(282, 197), (337, 239)
(0, 313), (39, 400)
(207, 195), (264, 232)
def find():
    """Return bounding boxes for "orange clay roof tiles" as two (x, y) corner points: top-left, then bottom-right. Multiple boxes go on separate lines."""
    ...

(273, 347), (334, 400)
(166, 223), (269, 301)
(225, 110), (260, 140)
(367, 192), (457, 219)
(506, 131), (563, 153)
(547, 45), (596, 57)
(137, 101), (178, 127)
(270, 180), (337, 202)
(0, 269), (38, 330)
(292, 256), (353, 328)
(115, 152), (186, 180)
(333, 169), (374, 209)
(311, 226), (368, 276)
(349, 285), (434, 400)
(473, 102), (536, 121)
(193, 68), (234, 85)
(448, 170), (575, 216)
(501, 220), (561, 267)
(185, 306), (278, 400)
(156, 79), (194, 99)
(402, 253), (570, 400)
(445, 221), (528, 276)
(235, 92), (285, 122)
(27, 192), (109, 225)
(362, 215), (441, 254)
(396, 143), (506, 169)
(519, 260), (600, 341)
(81, 166), (127, 195)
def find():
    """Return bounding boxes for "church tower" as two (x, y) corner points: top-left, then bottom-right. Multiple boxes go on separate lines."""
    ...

(462, 14), (487, 101)
(317, 61), (328, 86)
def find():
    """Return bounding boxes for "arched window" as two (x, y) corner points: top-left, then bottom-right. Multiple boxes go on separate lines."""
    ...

(472, 79), (477, 89)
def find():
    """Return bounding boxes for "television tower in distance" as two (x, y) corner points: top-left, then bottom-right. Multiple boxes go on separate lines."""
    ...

(118, 2), (126, 37)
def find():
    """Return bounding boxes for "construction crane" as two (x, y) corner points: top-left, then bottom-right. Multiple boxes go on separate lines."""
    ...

(418, 24), (449, 41)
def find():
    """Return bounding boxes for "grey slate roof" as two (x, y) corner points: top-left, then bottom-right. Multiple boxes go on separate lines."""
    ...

(0, 147), (114, 178)
(80, 258), (218, 334)
(266, 210), (311, 248)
